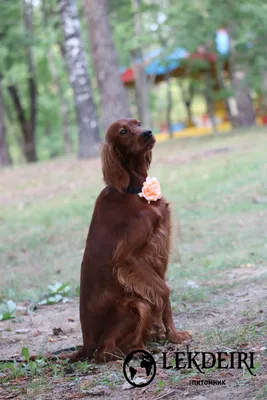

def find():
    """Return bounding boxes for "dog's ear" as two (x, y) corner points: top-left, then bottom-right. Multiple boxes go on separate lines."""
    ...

(145, 150), (152, 170)
(101, 142), (130, 193)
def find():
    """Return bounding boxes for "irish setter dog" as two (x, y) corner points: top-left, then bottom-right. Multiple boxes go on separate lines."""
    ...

(28, 119), (191, 364)
(74, 118), (192, 363)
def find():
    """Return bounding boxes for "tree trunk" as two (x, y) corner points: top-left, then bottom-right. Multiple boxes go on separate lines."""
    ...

(84, 0), (131, 132)
(59, 0), (100, 159)
(166, 74), (173, 138)
(215, 57), (236, 126)
(0, 78), (11, 166)
(228, 27), (255, 127)
(42, 1), (72, 154)
(131, 0), (151, 128)
(178, 80), (195, 127)
(3, 94), (25, 159)
(24, 0), (37, 162)
(204, 72), (217, 135)
(8, 85), (37, 162)
(231, 71), (256, 127)
(8, 0), (37, 163)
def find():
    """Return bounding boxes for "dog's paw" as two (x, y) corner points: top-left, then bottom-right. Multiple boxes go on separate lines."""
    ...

(167, 330), (193, 344)
(149, 323), (166, 341)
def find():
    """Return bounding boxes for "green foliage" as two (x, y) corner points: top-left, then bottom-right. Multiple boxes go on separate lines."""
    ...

(38, 282), (72, 305)
(0, 347), (47, 381)
(108, 0), (134, 66)
(156, 379), (165, 392)
(21, 347), (30, 363)
(0, 0), (78, 162)
(0, 299), (16, 321)
(1, 0), (267, 161)
(109, 0), (267, 121)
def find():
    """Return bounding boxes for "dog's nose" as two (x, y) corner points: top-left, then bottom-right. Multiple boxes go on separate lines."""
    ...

(142, 130), (152, 139)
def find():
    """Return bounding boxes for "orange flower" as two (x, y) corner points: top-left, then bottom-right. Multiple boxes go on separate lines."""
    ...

(138, 177), (162, 204)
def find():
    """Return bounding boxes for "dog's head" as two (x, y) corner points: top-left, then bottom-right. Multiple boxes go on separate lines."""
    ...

(101, 119), (155, 192)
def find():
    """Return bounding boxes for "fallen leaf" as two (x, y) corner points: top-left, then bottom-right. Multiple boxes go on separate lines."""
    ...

(52, 327), (64, 336)
(16, 306), (27, 312)
(122, 381), (133, 390)
(16, 329), (30, 334)
(133, 377), (149, 385)
(83, 387), (110, 396)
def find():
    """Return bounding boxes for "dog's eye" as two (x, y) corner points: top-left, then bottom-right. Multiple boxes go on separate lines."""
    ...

(138, 121), (141, 126)
(120, 129), (127, 135)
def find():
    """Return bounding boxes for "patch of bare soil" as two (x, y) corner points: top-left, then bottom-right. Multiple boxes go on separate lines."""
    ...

(0, 300), (81, 360)
(0, 266), (266, 400)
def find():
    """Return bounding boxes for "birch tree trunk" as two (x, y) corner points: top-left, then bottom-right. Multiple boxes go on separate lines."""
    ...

(131, 0), (151, 128)
(84, 0), (130, 132)
(59, 0), (100, 159)
(42, 2), (72, 154)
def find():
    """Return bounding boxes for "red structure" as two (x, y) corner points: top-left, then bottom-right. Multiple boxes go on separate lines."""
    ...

(120, 48), (226, 87)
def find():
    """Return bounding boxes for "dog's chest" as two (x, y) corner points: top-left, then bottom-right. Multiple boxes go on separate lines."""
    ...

(143, 200), (171, 277)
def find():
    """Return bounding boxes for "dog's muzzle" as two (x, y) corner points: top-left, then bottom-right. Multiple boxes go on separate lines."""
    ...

(142, 130), (153, 141)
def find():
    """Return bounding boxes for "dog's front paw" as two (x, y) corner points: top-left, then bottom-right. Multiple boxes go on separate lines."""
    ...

(167, 329), (193, 344)
(149, 323), (166, 341)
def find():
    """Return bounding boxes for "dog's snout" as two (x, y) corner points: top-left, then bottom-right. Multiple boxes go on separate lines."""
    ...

(142, 130), (152, 139)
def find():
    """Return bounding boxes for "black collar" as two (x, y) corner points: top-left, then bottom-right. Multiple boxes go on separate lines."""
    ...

(124, 186), (142, 194)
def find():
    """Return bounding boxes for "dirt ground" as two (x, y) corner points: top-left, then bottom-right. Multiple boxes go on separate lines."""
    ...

(1, 264), (266, 400)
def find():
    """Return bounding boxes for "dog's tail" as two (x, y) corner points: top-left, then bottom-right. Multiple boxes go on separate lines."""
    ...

(29, 346), (89, 363)
(0, 346), (90, 364)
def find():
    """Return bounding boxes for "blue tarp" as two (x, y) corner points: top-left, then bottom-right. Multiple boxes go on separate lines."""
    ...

(120, 31), (230, 78)
(145, 31), (229, 77)
(145, 48), (188, 75)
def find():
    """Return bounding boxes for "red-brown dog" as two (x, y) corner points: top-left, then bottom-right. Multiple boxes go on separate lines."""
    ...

(30, 118), (192, 364)
(76, 118), (192, 362)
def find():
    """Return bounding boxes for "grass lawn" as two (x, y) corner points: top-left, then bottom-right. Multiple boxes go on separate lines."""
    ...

(1, 127), (266, 301)
(0, 127), (266, 399)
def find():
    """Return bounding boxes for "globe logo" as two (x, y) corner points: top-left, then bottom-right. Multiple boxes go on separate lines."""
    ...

(123, 350), (157, 388)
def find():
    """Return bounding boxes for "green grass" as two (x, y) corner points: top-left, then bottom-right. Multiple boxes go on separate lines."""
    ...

(0, 128), (267, 301)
